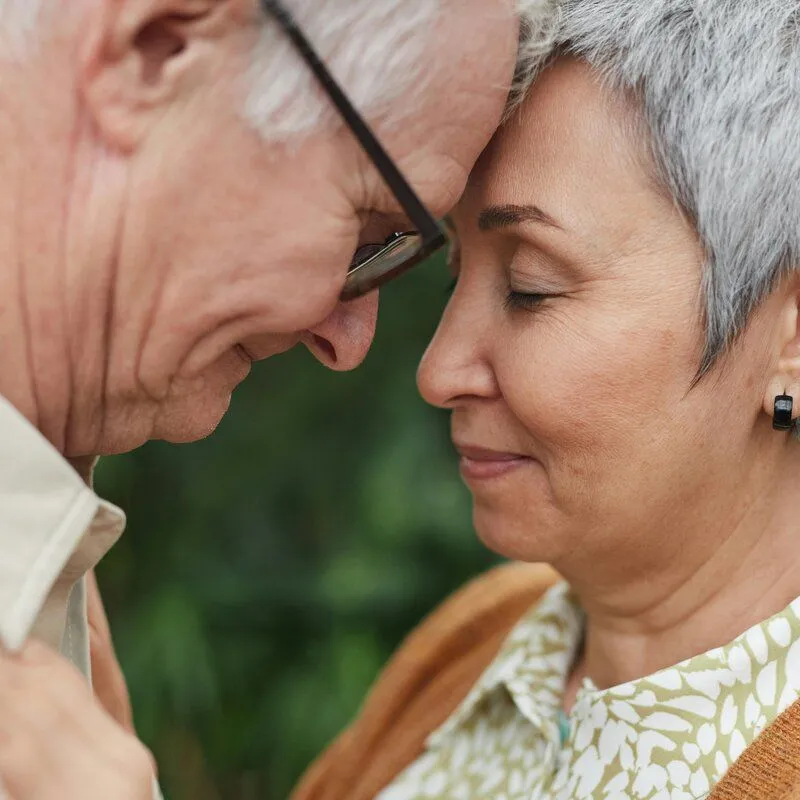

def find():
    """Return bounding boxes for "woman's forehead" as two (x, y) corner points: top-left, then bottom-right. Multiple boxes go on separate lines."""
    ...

(458, 58), (667, 237)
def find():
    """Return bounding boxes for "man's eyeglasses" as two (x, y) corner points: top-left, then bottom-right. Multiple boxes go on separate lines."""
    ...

(260, 0), (448, 301)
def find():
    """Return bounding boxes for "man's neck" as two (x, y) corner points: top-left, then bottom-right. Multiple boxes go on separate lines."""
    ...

(564, 447), (800, 693)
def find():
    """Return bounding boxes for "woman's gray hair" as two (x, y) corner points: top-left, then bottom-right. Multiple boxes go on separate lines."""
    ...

(516, 0), (800, 376)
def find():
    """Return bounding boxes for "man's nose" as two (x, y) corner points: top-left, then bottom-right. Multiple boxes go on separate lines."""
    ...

(303, 292), (379, 371)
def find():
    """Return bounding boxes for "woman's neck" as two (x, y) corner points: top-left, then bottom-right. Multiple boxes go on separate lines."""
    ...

(562, 445), (800, 701)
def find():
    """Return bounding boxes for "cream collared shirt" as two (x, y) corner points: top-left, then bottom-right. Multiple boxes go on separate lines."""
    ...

(0, 395), (125, 673)
(0, 395), (164, 799)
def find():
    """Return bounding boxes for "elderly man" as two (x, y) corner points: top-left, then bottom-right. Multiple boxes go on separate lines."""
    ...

(0, 0), (556, 796)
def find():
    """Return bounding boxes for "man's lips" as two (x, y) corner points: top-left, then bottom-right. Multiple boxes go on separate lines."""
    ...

(455, 444), (532, 481)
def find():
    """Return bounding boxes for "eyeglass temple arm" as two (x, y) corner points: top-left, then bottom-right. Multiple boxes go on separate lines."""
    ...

(260, 0), (444, 243)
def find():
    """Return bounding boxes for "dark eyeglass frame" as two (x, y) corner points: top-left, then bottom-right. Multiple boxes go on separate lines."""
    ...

(260, 0), (448, 301)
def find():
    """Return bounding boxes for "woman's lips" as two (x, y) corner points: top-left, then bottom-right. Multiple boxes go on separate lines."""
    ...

(455, 445), (532, 481)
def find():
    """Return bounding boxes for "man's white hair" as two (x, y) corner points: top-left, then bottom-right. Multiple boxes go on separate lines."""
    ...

(246, 0), (562, 141)
(245, 0), (441, 140)
(514, 0), (800, 379)
(0, 0), (562, 139)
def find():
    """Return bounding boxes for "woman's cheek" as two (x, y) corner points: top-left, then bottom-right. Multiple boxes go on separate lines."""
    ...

(496, 330), (597, 444)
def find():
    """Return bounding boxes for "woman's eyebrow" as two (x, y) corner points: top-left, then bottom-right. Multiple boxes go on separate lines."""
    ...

(478, 204), (564, 232)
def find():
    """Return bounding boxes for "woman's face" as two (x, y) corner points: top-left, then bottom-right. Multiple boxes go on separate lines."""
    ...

(418, 58), (780, 582)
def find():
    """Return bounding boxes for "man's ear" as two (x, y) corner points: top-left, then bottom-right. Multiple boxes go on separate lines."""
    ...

(763, 279), (800, 422)
(81, 0), (234, 151)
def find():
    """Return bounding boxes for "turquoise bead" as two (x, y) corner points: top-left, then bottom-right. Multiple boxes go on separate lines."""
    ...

(557, 710), (571, 745)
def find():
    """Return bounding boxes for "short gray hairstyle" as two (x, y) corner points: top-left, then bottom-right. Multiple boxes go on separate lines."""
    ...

(515, 0), (800, 376)
(511, 0), (561, 109)
(246, 0), (563, 140)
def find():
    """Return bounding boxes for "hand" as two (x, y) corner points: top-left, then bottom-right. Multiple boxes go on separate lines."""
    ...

(0, 640), (155, 800)
(86, 570), (135, 735)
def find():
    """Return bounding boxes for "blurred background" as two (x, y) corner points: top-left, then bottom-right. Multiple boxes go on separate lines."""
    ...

(95, 256), (501, 800)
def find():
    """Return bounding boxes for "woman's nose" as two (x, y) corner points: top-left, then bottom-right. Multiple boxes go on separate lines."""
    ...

(417, 300), (497, 409)
(303, 291), (379, 371)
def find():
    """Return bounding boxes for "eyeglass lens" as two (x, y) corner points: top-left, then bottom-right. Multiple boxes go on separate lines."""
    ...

(341, 232), (424, 301)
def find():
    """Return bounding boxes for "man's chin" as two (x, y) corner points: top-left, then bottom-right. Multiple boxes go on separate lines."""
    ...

(152, 353), (249, 444)
(153, 394), (233, 444)
(91, 352), (250, 453)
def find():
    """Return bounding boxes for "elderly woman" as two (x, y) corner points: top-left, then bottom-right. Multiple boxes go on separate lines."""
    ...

(293, 1), (800, 799)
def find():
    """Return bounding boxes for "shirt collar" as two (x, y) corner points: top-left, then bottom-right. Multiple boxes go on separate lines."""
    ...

(428, 581), (585, 749)
(0, 395), (125, 652)
(428, 579), (800, 797)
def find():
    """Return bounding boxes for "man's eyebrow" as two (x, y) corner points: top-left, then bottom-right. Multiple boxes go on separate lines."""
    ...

(478, 204), (564, 232)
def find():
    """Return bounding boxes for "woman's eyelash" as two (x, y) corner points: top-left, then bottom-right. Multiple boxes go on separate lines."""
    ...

(503, 290), (551, 312)
(444, 279), (556, 311)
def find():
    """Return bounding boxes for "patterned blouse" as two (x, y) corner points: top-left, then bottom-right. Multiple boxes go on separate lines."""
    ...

(377, 583), (800, 800)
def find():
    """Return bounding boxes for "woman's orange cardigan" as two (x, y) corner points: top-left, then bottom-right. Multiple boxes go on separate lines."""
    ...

(292, 563), (800, 800)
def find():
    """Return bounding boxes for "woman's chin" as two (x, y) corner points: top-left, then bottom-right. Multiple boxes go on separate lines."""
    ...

(471, 503), (561, 564)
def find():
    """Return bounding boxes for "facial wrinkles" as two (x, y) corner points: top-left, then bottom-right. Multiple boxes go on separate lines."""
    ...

(0, 27), (146, 456)
(59, 131), (172, 454)
(131, 135), (349, 395)
(17, 112), (77, 453)
(0, 156), (39, 428)
(63, 138), (120, 453)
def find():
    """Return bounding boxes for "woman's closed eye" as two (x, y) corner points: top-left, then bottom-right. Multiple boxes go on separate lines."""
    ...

(503, 289), (556, 312)
(444, 277), (561, 311)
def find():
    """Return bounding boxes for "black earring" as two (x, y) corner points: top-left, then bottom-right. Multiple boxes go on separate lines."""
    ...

(773, 394), (794, 431)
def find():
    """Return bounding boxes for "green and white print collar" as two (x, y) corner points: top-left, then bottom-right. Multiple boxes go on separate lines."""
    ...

(382, 582), (800, 800)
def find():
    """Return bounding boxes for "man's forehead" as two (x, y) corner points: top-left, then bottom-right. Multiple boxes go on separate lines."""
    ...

(430, 1), (520, 88)
(375, 8), (519, 190)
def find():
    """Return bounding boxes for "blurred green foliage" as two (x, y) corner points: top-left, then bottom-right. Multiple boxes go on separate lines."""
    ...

(95, 257), (500, 800)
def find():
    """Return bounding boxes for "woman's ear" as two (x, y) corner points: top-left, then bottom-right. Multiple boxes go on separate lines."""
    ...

(80, 0), (231, 151)
(763, 281), (800, 422)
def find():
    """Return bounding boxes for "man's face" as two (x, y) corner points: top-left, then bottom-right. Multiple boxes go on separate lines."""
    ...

(82, 0), (518, 451)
